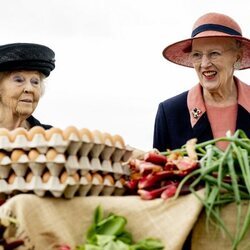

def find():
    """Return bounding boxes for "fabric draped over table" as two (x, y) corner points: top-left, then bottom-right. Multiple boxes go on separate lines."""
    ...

(0, 191), (204, 250)
(1, 191), (250, 250)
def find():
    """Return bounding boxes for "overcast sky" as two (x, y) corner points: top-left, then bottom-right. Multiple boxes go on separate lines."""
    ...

(2, 0), (250, 150)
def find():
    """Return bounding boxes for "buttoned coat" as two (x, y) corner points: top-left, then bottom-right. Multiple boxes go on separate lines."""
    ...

(153, 86), (250, 152)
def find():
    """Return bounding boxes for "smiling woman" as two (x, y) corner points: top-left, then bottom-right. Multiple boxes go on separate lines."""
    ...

(153, 12), (250, 152)
(0, 43), (55, 130)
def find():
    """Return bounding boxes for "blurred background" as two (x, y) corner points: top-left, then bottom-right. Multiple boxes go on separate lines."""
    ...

(2, 0), (250, 150)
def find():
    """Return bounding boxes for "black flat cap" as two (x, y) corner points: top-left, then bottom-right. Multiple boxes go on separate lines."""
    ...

(0, 43), (55, 77)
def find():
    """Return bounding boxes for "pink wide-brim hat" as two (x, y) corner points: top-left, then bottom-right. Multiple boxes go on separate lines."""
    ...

(163, 12), (250, 70)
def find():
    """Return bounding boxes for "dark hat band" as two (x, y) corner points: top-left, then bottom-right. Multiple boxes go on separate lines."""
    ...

(191, 24), (242, 37)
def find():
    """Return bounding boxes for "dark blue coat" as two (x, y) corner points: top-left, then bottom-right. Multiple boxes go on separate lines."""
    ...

(153, 90), (250, 151)
(27, 116), (52, 130)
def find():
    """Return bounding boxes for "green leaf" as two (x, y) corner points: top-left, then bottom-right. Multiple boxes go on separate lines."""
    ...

(94, 205), (104, 224)
(86, 225), (97, 244)
(103, 240), (129, 250)
(96, 215), (127, 236)
(114, 240), (130, 250)
(84, 244), (102, 250)
(130, 238), (165, 250)
(116, 230), (133, 245)
(96, 234), (116, 247)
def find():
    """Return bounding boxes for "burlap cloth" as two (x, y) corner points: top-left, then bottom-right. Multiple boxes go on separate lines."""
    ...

(191, 200), (250, 250)
(2, 190), (250, 250)
(0, 191), (204, 250)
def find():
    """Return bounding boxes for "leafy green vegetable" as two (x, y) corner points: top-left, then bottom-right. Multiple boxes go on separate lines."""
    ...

(76, 206), (164, 250)
(170, 129), (250, 249)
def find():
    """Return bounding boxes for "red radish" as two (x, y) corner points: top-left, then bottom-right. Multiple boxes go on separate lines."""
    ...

(144, 151), (167, 165)
(161, 184), (177, 199)
(138, 186), (169, 200)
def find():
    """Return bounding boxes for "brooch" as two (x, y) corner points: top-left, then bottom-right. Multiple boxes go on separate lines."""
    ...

(191, 108), (202, 119)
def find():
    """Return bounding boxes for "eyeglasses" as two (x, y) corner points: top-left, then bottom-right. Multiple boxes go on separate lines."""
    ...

(189, 48), (235, 64)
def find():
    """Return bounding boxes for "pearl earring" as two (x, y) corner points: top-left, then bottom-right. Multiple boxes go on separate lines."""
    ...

(234, 61), (241, 70)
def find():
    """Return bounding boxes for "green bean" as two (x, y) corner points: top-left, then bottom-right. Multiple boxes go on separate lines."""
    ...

(227, 153), (242, 249)
(165, 129), (250, 248)
(240, 149), (250, 194)
(237, 202), (250, 246)
(189, 186), (234, 242)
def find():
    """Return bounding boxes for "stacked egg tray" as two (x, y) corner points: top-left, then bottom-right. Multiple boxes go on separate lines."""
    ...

(0, 126), (133, 199)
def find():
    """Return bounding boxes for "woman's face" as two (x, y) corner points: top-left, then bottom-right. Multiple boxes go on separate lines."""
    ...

(0, 71), (43, 117)
(190, 37), (241, 93)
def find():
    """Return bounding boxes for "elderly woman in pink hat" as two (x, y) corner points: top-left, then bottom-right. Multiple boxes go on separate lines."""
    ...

(153, 12), (250, 151)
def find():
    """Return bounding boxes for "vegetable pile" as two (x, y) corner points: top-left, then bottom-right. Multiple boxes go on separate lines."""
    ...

(76, 206), (164, 250)
(125, 138), (200, 200)
(173, 130), (250, 249)
(126, 129), (250, 249)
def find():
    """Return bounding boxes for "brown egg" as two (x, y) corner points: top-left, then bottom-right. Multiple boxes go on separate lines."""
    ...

(45, 148), (58, 161)
(45, 127), (63, 141)
(103, 174), (115, 185)
(27, 126), (45, 140)
(0, 128), (11, 138)
(92, 130), (104, 144)
(119, 177), (126, 186)
(73, 172), (80, 182)
(82, 172), (92, 183)
(8, 173), (16, 184)
(10, 127), (28, 142)
(26, 171), (33, 183)
(103, 133), (114, 147)
(10, 149), (26, 162)
(28, 149), (40, 161)
(112, 134), (125, 148)
(63, 126), (81, 140)
(92, 172), (103, 184)
(60, 171), (80, 183)
(79, 128), (94, 143)
(42, 171), (51, 183)
(59, 171), (68, 183)
(0, 151), (7, 161)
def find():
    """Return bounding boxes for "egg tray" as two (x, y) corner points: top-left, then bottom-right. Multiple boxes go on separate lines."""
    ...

(0, 126), (134, 199)
(0, 172), (127, 199)
(0, 126), (133, 161)
(0, 153), (130, 178)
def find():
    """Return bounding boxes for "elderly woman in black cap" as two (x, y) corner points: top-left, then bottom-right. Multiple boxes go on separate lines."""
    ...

(0, 43), (55, 130)
(153, 12), (250, 151)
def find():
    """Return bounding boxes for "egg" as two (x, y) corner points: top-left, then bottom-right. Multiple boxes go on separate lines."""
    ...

(103, 133), (114, 147)
(10, 149), (26, 162)
(60, 171), (80, 183)
(42, 171), (51, 183)
(45, 148), (58, 161)
(92, 130), (104, 144)
(0, 128), (11, 139)
(10, 127), (28, 142)
(28, 149), (40, 161)
(27, 126), (45, 140)
(103, 174), (115, 185)
(112, 134), (125, 149)
(45, 127), (63, 141)
(79, 128), (94, 143)
(63, 126), (81, 140)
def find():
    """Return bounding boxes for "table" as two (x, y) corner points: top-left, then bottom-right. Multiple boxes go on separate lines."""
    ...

(0, 192), (203, 250)
(1, 191), (250, 250)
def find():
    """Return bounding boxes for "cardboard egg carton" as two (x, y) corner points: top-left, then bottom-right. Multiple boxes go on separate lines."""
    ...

(0, 149), (130, 179)
(0, 170), (127, 199)
(0, 126), (133, 198)
(0, 126), (133, 160)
